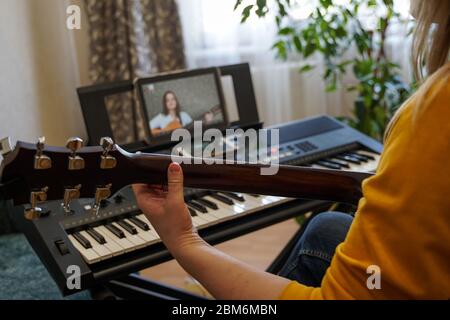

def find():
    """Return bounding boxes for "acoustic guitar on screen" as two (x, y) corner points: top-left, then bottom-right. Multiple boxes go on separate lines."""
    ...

(150, 105), (222, 136)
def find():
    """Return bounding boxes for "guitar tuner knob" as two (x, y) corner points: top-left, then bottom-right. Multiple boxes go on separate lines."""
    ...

(0, 137), (15, 156)
(34, 136), (52, 170)
(66, 137), (85, 170)
(24, 186), (49, 220)
(92, 184), (112, 215)
(99, 137), (116, 169)
(62, 184), (81, 214)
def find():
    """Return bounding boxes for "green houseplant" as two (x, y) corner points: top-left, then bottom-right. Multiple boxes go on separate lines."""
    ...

(235, 0), (414, 140)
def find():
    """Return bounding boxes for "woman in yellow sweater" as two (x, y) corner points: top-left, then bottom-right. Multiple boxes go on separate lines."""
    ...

(133, 0), (450, 299)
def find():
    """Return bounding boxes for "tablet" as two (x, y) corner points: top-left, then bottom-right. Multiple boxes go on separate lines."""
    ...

(135, 67), (228, 146)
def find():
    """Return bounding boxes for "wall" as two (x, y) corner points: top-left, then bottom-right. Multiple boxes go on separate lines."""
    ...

(0, 0), (90, 148)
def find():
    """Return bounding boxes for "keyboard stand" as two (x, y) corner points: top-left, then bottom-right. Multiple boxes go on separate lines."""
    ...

(99, 274), (208, 300)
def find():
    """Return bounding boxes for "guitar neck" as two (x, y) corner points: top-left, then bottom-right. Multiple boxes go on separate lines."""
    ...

(122, 152), (372, 205)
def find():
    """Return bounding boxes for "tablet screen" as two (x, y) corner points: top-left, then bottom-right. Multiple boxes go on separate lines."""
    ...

(136, 68), (228, 145)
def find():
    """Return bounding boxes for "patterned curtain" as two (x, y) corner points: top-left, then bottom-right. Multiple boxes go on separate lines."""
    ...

(85, 0), (186, 145)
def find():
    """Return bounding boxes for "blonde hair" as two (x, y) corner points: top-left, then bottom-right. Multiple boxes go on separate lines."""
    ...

(384, 0), (450, 140)
(412, 0), (450, 81)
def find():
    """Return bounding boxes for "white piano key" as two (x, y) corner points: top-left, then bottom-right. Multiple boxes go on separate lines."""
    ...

(188, 207), (218, 222)
(135, 215), (159, 235)
(97, 225), (136, 252)
(93, 226), (126, 256)
(244, 194), (273, 207)
(112, 222), (147, 249)
(134, 215), (161, 239)
(223, 193), (259, 211)
(80, 231), (113, 260)
(202, 196), (241, 217)
(124, 218), (158, 243)
(68, 234), (101, 264)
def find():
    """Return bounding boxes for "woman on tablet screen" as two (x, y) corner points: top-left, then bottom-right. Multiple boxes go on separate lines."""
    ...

(150, 91), (193, 135)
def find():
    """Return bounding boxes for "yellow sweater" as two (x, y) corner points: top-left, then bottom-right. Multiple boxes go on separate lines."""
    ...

(281, 64), (450, 299)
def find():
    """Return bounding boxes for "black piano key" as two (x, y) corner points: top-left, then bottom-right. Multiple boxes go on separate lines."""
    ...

(316, 160), (341, 170)
(86, 227), (106, 244)
(355, 151), (375, 160)
(219, 192), (245, 202)
(210, 193), (234, 205)
(345, 152), (369, 162)
(117, 220), (138, 235)
(105, 223), (125, 239)
(129, 216), (150, 231)
(326, 158), (350, 168)
(188, 207), (197, 217)
(73, 232), (92, 249)
(196, 198), (218, 210)
(187, 201), (208, 213)
(336, 155), (361, 164)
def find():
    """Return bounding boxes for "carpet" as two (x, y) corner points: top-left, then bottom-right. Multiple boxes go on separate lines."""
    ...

(0, 233), (91, 300)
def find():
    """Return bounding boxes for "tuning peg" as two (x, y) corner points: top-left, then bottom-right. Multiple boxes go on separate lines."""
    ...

(24, 187), (49, 220)
(0, 137), (15, 157)
(62, 184), (81, 214)
(100, 137), (117, 169)
(66, 137), (85, 170)
(92, 184), (112, 215)
(34, 137), (52, 170)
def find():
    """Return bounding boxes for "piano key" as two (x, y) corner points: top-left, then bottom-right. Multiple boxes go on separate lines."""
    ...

(189, 207), (218, 222)
(344, 152), (369, 162)
(193, 215), (211, 227)
(210, 193), (234, 205)
(80, 231), (113, 260)
(355, 150), (376, 160)
(335, 154), (361, 164)
(315, 160), (341, 170)
(129, 216), (150, 231)
(117, 220), (138, 235)
(330, 150), (380, 172)
(187, 201), (208, 213)
(105, 223), (125, 239)
(135, 215), (161, 239)
(218, 192), (245, 202)
(195, 198), (219, 210)
(124, 218), (157, 242)
(185, 207), (208, 227)
(92, 226), (126, 256)
(202, 195), (244, 218)
(246, 194), (279, 206)
(86, 227), (106, 244)
(97, 225), (135, 252)
(229, 193), (260, 211)
(188, 207), (197, 216)
(68, 234), (101, 264)
(112, 222), (147, 248)
(325, 158), (350, 168)
(72, 231), (92, 249)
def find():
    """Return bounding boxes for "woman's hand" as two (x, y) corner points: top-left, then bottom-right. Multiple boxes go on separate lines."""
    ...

(134, 163), (290, 300)
(132, 162), (204, 254)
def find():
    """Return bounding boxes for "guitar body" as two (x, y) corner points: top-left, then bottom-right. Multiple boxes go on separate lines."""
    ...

(151, 119), (183, 136)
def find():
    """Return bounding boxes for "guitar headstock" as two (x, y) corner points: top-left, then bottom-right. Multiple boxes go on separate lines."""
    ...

(0, 136), (133, 219)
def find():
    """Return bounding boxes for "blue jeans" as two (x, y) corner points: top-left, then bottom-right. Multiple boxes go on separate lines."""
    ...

(278, 212), (353, 287)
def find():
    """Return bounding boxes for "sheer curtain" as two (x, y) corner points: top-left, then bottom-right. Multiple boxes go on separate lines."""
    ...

(177, 0), (413, 127)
